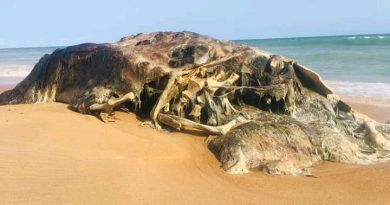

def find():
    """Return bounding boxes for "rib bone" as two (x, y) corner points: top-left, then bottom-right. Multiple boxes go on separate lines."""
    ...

(158, 113), (249, 135)
(150, 70), (191, 128)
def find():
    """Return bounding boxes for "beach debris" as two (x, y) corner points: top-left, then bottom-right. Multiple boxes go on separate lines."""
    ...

(1, 31), (390, 175)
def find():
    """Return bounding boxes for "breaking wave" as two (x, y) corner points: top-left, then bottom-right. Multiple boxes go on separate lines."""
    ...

(0, 64), (33, 77)
(325, 80), (390, 105)
(238, 34), (390, 47)
(347, 35), (388, 40)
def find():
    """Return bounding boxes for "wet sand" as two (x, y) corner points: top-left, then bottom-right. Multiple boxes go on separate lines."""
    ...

(348, 101), (390, 123)
(0, 86), (389, 204)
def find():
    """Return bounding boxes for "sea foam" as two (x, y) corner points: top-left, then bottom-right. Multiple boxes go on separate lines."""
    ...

(0, 64), (33, 77)
(326, 80), (390, 105)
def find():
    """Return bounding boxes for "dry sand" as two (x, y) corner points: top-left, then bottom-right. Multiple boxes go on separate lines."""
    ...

(0, 86), (390, 205)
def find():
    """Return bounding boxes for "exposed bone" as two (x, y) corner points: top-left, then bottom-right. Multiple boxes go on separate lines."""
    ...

(209, 69), (226, 81)
(182, 78), (206, 100)
(202, 89), (220, 125)
(90, 92), (136, 112)
(188, 103), (203, 123)
(218, 95), (238, 114)
(172, 96), (189, 117)
(158, 113), (249, 135)
(89, 92), (136, 122)
(205, 73), (240, 95)
(150, 70), (191, 128)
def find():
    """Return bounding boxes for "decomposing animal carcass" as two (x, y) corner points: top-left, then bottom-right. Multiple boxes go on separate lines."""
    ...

(1, 32), (389, 175)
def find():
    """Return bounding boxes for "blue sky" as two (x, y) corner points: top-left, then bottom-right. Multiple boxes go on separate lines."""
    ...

(0, 0), (390, 48)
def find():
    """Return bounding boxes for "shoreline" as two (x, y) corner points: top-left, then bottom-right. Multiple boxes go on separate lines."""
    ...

(0, 84), (14, 92)
(347, 101), (390, 122)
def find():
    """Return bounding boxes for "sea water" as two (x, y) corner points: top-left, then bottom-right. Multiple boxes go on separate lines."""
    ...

(0, 46), (60, 85)
(237, 34), (390, 104)
(0, 34), (390, 103)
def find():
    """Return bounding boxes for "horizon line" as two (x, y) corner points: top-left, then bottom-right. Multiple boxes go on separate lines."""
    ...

(1, 32), (389, 50)
(233, 32), (390, 41)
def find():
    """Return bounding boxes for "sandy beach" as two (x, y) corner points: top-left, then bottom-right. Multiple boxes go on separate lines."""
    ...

(0, 85), (390, 205)
(347, 101), (390, 123)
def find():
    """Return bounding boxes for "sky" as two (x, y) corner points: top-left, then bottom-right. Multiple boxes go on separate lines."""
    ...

(0, 0), (390, 48)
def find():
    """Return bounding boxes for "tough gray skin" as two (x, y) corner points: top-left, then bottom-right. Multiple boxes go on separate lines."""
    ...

(1, 31), (389, 175)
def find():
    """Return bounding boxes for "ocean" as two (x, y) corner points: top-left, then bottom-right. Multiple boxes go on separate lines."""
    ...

(239, 34), (390, 104)
(0, 46), (61, 85)
(1, 34), (390, 103)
